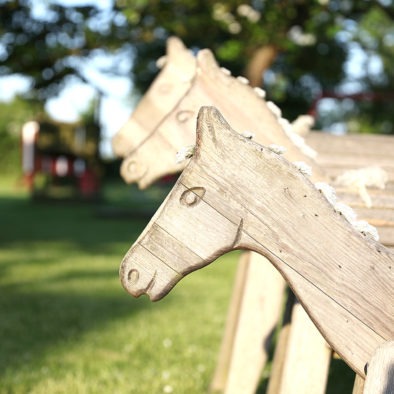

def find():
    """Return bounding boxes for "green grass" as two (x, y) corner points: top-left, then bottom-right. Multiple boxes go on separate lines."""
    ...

(0, 177), (239, 393)
(0, 176), (354, 393)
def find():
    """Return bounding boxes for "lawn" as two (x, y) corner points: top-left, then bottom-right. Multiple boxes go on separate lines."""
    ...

(0, 176), (239, 393)
(0, 176), (354, 393)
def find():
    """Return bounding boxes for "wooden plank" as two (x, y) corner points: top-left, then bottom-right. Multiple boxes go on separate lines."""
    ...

(224, 252), (285, 394)
(355, 206), (394, 224)
(320, 166), (394, 183)
(209, 253), (249, 393)
(278, 302), (331, 394)
(306, 132), (394, 158)
(306, 132), (394, 183)
(266, 291), (295, 394)
(267, 324), (291, 394)
(337, 190), (394, 209)
(363, 341), (394, 394)
(374, 227), (394, 246)
(317, 156), (394, 171)
(352, 374), (365, 394)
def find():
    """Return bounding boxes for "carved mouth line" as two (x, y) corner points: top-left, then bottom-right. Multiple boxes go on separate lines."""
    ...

(143, 270), (157, 295)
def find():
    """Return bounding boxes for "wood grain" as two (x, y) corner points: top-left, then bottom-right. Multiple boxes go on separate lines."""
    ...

(120, 107), (394, 378)
(114, 39), (394, 392)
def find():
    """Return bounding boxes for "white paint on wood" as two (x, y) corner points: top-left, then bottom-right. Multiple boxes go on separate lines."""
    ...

(364, 341), (394, 394)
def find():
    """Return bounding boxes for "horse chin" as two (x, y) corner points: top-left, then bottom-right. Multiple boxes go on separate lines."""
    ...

(146, 275), (182, 302)
(119, 244), (184, 301)
(121, 268), (182, 302)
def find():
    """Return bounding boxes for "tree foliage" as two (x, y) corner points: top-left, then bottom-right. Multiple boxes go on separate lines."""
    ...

(118, 0), (394, 130)
(1, 0), (394, 133)
(0, 0), (129, 101)
(0, 96), (40, 174)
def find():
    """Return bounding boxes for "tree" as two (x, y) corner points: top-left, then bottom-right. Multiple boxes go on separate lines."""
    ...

(117, 0), (394, 131)
(1, 1), (394, 134)
(0, 96), (40, 174)
(0, 0), (129, 101)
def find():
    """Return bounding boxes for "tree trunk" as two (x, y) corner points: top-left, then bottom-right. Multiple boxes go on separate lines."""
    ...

(245, 45), (279, 87)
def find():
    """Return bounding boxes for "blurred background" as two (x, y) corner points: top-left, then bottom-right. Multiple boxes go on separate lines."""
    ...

(0, 0), (393, 393)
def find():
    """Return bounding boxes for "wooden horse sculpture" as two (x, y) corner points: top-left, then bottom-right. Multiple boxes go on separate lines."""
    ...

(113, 37), (330, 393)
(120, 107), (394, 381)
(114, 38), (393, 393)
(112, 37), (320, 190)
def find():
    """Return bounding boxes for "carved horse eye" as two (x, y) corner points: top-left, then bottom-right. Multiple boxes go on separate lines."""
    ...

(180, 187), (206, 207)
(176, 110), (194, 123)
(157, 83), (172, 94)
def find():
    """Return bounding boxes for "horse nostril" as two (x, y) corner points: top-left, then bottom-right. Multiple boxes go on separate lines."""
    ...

(120, 158), (147, 183)
(126, 160), (138, 174)
(127, 269), (139, 285)
(176, 110), (194, 123)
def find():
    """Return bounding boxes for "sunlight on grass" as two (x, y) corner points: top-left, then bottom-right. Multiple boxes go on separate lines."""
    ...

(0, 177), (239, 393)
(0, 176), (354, 393)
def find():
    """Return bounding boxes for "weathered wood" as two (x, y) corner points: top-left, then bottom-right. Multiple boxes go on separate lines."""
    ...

(336, 188), (394, 209)
(278, 302), (331, 394)
(306, 132), (394, 158)
(112, 36), (196, 159)
(115, 41), (321, 189)
(119, 107), (394, 378)
(224, 252), (285, 394)
(306, 132), (394, 183)
(114, 39), (394, 392)
(352, 374), (365, 394)
(209, 253), (249, 393)
(363, 341), (394, 394)
(114, 38), (327, 394)
(113, 37), (394, 244)
(266, 322), (291, 394)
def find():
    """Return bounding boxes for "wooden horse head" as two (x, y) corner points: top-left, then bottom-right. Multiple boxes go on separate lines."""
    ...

(119, 106), (393, 377)
(111, 36), (196, 160)
(113, 37), (321, 189)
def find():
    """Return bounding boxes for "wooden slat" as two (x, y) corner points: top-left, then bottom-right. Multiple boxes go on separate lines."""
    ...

(224, 252), (285, 394)
(306, 132), (394, 158)
(209, 253), (249, 393)
(278, 302), (331, 394)
(352, 374), (365, 394)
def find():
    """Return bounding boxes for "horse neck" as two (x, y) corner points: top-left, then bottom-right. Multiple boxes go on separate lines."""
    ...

(192, 126), (393, 328)
(225, 150), (393, 334)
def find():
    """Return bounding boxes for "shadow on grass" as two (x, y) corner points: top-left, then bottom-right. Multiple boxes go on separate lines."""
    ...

(0, 195), (149, 252)
(0, 189), (169, 381)
(0, 287), (155, 379)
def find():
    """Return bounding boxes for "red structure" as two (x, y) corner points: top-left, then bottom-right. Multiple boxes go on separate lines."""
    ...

(21, 120), (101, 199)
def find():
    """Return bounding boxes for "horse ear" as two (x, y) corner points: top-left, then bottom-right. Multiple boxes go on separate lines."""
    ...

(197, 49), (220, 71)
(166, 36), (187, 55)
(165, 36), (196, 78)
(195, 106), (233, 156)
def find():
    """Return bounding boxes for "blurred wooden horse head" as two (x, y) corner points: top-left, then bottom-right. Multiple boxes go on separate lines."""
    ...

(112, 37), (319, 189)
